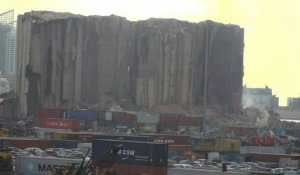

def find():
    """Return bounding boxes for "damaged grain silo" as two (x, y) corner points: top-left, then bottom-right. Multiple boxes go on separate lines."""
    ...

(16, 11), (244, 116)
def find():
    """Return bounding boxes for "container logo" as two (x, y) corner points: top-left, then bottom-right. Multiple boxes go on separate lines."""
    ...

(117, 149), (135, 156)
(44, 118), (79, 129)
(154, 139), (175, 144)
(38, 163), (79, 173)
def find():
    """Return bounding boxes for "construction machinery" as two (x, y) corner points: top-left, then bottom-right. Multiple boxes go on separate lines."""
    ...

(0, 149), (12, 175)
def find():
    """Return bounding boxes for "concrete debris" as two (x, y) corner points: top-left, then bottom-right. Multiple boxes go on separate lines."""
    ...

(16, 11), (244, 117)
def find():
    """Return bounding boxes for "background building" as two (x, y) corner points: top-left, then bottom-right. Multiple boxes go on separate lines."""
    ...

(0, 10), (16, 90)
(242, 86), (279, 109)
(287, 97), (300, 110)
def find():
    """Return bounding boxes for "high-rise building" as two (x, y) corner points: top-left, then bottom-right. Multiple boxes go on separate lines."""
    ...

(0, 10), (15, 75)
(6, 23), (16, 75)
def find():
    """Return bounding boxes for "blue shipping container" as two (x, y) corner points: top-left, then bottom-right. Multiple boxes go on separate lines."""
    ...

(92, 135), (150, 142)
(92, 139), (168, 165)
(64, 110), (99, 121)
(54, 140), (78, 149)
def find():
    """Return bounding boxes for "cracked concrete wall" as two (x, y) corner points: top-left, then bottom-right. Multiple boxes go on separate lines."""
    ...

(16, 11), (244, 116)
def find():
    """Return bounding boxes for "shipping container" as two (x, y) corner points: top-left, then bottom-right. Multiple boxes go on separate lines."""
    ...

(138, 123), (157, 133)
(15, 156), (90, 175)
(169, 145), (193, 152)
(192, 138), (215, 152)
(215, 139), (241, 152)
(54, 140), (78, 149)
(179, 116), (201, 126)
(168, 145), (193, 158)
(159, 114), (180, 125)
(43, 118), (80, 130)
(114, 122), (134, 130)
(52, 132), (70, 140)
(92, 139), (168, 165)
(251, 136), (275, 146)
(112, 112), (136, 122)
(240, 146), (287, 154)
(248, 153), (300, 164)
(93, 163), (167, 175)
(36, 108), (63, 118)
(144, 134), (189, 145)
(137, 112), (160, 124)
(92, 134), (150, 142)
(68, 133), (92, 142)
(104, 111), (112, 121)
(0, 137), (55, 149)
(64, 109), (99, 121)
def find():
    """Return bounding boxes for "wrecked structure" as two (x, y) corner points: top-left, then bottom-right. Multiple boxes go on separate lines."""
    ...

(16, 11), (244, 116)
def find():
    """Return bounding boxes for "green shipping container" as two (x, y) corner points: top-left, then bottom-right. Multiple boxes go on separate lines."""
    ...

(215, 139), (241, 152)
(193, 138), (215, 152)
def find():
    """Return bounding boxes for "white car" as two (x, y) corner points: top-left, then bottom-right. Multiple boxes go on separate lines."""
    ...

(24, 147), (44, 155)
(173, 163), (193, 168)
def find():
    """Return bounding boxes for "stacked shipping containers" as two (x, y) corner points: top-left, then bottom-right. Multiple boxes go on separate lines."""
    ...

(137, 112), (160, 133)
(64, 109), (99, 131)
(34, 108), (63, 127)
(112, 111), (137, 130)
(159, 113), (182, 132)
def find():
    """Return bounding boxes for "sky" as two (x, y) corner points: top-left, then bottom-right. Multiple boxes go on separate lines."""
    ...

(1, 0), (300, 106)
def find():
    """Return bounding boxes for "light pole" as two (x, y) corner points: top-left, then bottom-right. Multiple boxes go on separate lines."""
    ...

(201, 21), (209, 135)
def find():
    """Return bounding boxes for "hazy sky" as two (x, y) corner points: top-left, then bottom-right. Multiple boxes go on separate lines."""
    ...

(2, 0), (300, 106)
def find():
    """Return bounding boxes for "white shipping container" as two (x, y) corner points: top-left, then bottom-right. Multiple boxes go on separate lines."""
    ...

(15, 156), (90, 175)
(137, 112), (160, 124)
(105, 111), (112, 121)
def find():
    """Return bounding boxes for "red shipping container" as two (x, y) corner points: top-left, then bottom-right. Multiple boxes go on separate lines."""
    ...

(147, 134), (189, 145)
(3, 138), (54, 149)
(43, 118), (80, 129)
(36, 108), (63, 118)
(179, 116), (201, 126)
(251, 154), (281, 163)
(93, 163), (167, 175)
(112, 112), (136, 122)
(160, 115), (180, 125)
(169, 145), (193, 152)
